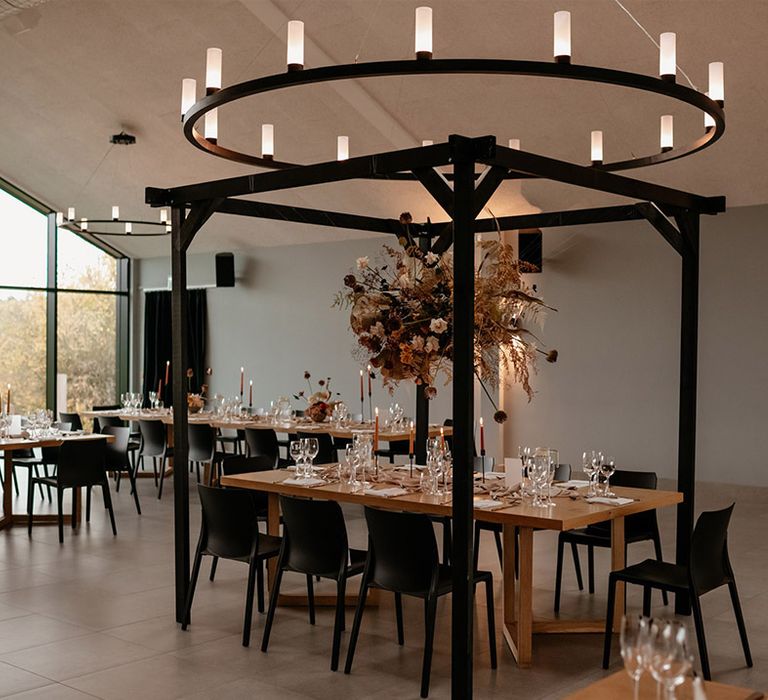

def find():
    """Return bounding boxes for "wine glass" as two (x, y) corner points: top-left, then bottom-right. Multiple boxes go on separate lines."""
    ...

(342, 444), (357, 484)
(582, 450), (597, 497)
(649, 621), (692, 700)
(304, 437), (319, 471)
(289, 440), (304, 476)
(601, 457), (616, 497)
(621, 614), (650, 700)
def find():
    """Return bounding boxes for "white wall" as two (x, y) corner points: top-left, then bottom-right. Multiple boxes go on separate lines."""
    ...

(505, 204), (768, 486)
(132, 204), (768, 485)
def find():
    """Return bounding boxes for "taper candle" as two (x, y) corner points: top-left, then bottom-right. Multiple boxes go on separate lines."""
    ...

(240, 367), (244, 395)
(359, 369), (364, 402)
(5, 384), (10, 414)
(367, 364), (372, 396)
(165, 360), (170, 385)
(374, 407), (379, 452)
(479, 416), (485, 452)
(157, 377), (163, 397)
(408, 420), (415, 455)
(440, 426), (445, 449)
(249, 380), (253, 406)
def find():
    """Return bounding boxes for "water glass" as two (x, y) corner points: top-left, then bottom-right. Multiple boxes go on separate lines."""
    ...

(648, 621), (692, 700)
(601, 457), (616, 496)
(303, 437), (319, 471)
(289, 439), (304, 476)
(621, 614), (651, 700)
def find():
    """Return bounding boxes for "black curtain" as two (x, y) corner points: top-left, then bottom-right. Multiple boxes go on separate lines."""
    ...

(142, 290), (207, 405)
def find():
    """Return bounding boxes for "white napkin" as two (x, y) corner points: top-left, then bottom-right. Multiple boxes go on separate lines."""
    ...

(282, 477), (326, 487)
(479, 471), (506, 480)
(586, 496), (634, 506)
(364, 486), (408, 498)
(560, 479), (590, 489)
(474, 499), (506, 510)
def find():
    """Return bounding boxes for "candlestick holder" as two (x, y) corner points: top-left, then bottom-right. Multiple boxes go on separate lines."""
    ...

(480, 448), (486, 483)
(409, 453), (414, 479)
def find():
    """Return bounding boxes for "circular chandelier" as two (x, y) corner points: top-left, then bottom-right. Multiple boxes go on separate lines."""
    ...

(178, 8), (725, 178)
(59, 132), (171, 237)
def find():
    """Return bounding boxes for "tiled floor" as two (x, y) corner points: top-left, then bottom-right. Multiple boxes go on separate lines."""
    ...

(0, 474), (764, 699)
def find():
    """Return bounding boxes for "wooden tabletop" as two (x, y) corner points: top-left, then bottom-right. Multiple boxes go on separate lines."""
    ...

(564, 671), (763, 699)
(0, 433), (114, 452)
(81, 409), (449, 441)
(220, 467), (682, 531)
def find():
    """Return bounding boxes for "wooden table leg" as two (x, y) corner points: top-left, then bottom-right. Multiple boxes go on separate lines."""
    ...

(611, 516), (626, 633)
(502, 524), (534, 667)
(0, 452), (13, 530)
(266, 493), (280, 584)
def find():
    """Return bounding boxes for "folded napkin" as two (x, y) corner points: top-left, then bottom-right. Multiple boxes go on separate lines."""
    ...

(476, 471), (506, 480)
(363, 486), (409, 498)
(585, 496), (634, 506)
(473, 499), (507, 511)
(282, 477), (326, 487)
(560, 479), (590, 489)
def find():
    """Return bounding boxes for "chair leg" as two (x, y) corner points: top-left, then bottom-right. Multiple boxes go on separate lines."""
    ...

(421, 595), (438, 698)
(12, 466), (19, 496)
(26, 475), (35, 535)
(602, 575), (617, 669)
(115, 468), (122, 492)
(554, 535), (565, 613)
(691, 593), (711, 681)
(343, 579), (370, 674)
(127, 467), (141, 515)
(242, 558), (258, 647)
(442, 518), (451, 565)
(472, 525), (481, 573)
(182, 542), (204, 629)
(306, 574), (316, 625)
(57, 488), (64, 543)
(85, 486), (92, 523)
(256, 560), (265, 614)
(652, 532), (669, 606)
(587, 544), (595, 594)
(570, 542), (584, 590)
(331, 577), (347, 671)
(727, 581), (753, 668)
(493, 529), (503, 569)
(395, 592), (404, 645)
(32, 466), (45, 500)
(102, 482), (117, 536)
(261, 551), (286, 652)
(484, 577), (497, 669)
(158, 458), (166, 499)
(43, 466), (51, 503)
(152, 457), (158, 487)
(209, 557), (218, 582)
(72, 488), (77, 529)
(642, 586), (652, 617)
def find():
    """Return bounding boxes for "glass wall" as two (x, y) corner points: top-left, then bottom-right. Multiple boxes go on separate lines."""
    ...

(0, 180), (127, 416)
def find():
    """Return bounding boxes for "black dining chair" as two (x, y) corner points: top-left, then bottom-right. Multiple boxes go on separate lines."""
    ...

(474, 462), (571, 573)
(602, 504), (752, 680)
(102, 426), (141, 515)
(554, 469), (667, 613)
(59, 412), (83, 431)
(261, 495), (367, 671)
(217, 428), (245, 455)
(182, 484), (281, 647)
(297, 431), (336, 464)
(244, 428), (283, 467)
(188, 423), (226, 486)
(208, 454), (278, 583)
(138, 420), (172, 499)
(27, 438), (116, 543)
(96, 415), (139, 477)
(345, 506), (497, 698)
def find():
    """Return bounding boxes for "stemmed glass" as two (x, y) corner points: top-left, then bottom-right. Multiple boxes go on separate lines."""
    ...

(341, 444), (357, 484)
(621, 614), (651, 700)
(601, 457), (616, 497)
(648, 621), (692, 700)
(289, 439), (304, 477)
(303, 437), (319, 472)
(582, 450), (603, 496)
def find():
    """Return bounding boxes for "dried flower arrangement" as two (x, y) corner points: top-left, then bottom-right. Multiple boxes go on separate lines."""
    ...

(334, 213), (557, 419)
(294, 371), (341, 422)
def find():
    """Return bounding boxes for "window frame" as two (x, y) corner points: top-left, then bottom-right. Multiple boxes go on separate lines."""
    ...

(0, 175), (130, 415)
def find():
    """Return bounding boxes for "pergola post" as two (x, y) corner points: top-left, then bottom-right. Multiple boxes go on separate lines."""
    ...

(675, 211), (700, 615)
(450, 136), (477, 698)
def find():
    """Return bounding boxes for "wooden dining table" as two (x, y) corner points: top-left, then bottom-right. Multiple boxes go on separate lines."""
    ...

(220, 467), (682, 667)
(0, 433), (113, 531)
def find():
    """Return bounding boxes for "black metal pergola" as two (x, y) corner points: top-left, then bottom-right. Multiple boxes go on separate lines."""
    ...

(146, 134), (724, 698)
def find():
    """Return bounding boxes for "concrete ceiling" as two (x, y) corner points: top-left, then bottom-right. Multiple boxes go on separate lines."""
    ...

(0, 0), (765, 258)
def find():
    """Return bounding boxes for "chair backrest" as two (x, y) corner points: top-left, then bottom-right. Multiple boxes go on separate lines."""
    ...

(188, 423), (216, 462)
(101, 426), (130, 471)
(279, 496), (350, 577)
(95, 415), (125, 433)
(53, 422), (72, 432)
(589, 469), (658, 537)
(297, 431), (336, 464)
(220, 454), (276, 476)
(364, 506), (439, 594)
(690, 504), (735, 595)
(57, 438), (107, 488)
(59, 412), (83, 431)
(139, 420), (167, 457)
(197, 484), (260, 559)
(554, 463), (572, 481)
(244, 428), (279, 464)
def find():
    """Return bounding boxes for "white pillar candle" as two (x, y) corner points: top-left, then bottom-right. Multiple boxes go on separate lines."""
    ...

(659, 32), (676, 80)
(204, 108), (218, 142)
(80, 218), (88, 231)
(287, 20), (304, 70)
(160, 209), (168, 224)
(415, 7), (433, 58)
(262, 124), (274, 158)
(508, 138), (521, 150)
(590, 130), (603, 163)
(181, 78), (196, 119)
(112, 205), (119, 221)
(67, 207), (75, 220)
(554, 11), (571, 63)
(125, 222), (132, 234)
(206, 48), (222, 94)
(660, 115), (674, 150)
(337, 135), (349, 160)
(709, 61), (724, 103)
(56, 212), (63, 226)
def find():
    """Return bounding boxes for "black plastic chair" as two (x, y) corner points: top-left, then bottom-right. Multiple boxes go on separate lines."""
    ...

(474, 462), (571, 573)
(262, 495), (366, 671)
(59, 412), (83, 431)
(138, 420), (172, 499)
(188, 423), (226, 485)
(28, 438), (116, 543)
(244, 428), (282, 467)
(182, 484), (281, 647)
(217, 428), (245, 455)
(297, 431), (336, 464)
(345, 507), (497, 698)
(554, 469), (667, 613)
(602, 504), (752, 680)
(102, 427), (141, 515)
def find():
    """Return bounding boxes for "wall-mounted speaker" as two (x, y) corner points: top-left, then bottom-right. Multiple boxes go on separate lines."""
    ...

(215, 252), (235, 287)
(518, 229), (542, 272)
